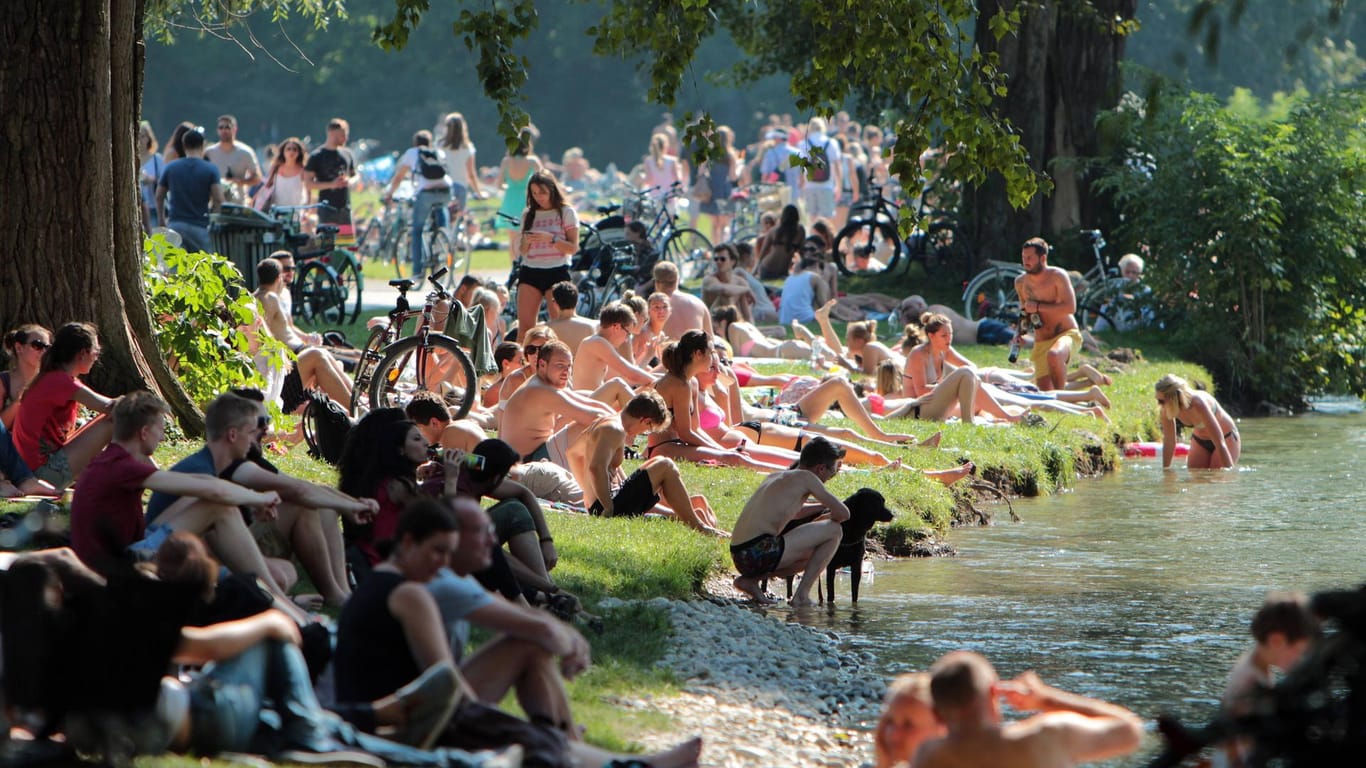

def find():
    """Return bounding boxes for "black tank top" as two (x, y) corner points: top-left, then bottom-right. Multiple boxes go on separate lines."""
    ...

(333, 570), (422, 702)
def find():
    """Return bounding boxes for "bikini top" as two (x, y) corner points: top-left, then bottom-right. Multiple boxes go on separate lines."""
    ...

(699, 400), (725, 431)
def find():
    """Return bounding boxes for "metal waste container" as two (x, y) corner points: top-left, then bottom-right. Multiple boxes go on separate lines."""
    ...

(209, 203), (285, 290)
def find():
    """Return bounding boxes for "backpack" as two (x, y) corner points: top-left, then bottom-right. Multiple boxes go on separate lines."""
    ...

(416, 147), (447, 181)
(302, 389), (354, 466)
(807, 138), (832, 183)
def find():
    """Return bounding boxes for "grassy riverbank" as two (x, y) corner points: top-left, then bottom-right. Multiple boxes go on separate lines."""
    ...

(2, 335), (1214, 761)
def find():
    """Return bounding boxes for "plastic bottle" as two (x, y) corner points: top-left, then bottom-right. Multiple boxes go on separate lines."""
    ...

(810, 338), (826, 370)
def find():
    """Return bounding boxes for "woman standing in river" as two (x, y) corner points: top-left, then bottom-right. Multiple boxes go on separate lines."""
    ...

(1156, 373), (1240, 469)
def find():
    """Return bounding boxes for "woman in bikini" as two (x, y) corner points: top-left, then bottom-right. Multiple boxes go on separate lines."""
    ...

(1156, 373), (1240, 469)
(695, 353), (968, 484)
(646, 331), (788, 472)
(711, 305), (812, 361)
(1, 324), (51, 429)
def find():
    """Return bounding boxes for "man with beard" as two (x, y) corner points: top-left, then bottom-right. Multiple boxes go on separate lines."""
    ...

(1013, 237), (1082, 390)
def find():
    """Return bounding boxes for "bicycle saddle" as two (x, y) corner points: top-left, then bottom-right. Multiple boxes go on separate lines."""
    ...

(389, 278), (415, 291)
(316, 224), (340, 236)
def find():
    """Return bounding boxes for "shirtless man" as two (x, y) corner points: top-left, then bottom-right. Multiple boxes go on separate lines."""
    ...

(405, 390), (488, 453)
(498, 340), (617, 461)
(253, 255), (353, 406)
(572, 303), (655, 391)
(1014, 237), (1081, 390)
(911, 651), (1143, 768)
(729, 437), (849, 606)
(561, 391), (725, 535)
(653, 262), (714, 340)
(545, 281), (596, 355)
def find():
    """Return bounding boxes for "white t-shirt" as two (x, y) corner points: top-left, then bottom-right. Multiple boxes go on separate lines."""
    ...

(521, 205), (578, 269)
(442, 144), (477, 189)
(399, 146), (453, 192)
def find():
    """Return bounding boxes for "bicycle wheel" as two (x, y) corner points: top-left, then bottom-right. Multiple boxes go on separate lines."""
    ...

(1076, 276), (1130, 331)
(294, 261), (346, 325)
(369, 334), (477, 420)
(323, 249), (363, 324)
(576, 277), (599, 320)
(662, 228), (713, 281)
(391, 225), (412, 279)
(349, 324), (390, 415)
(602, 274), (636, 309)
(425, 228), (455, 283)
(833, 218), (902, 277)
(919, 220), (972, 277)
(961, 266), (1023, 321)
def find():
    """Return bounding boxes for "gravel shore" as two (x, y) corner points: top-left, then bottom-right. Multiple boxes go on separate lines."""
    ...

(601, 597), (882, 768)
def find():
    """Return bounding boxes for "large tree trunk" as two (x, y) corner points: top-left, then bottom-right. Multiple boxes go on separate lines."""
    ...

(0, 0), (203, 435)
(967, 0), (1136, 265)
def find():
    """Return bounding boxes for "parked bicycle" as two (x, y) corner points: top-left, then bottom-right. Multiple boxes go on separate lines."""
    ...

(572, 209), (638, 318)
(354, 196), (412, 280)
(271, 203), (364, 325)
(350, 266), (477, 419)
(718, 182), (781, 244)
(627, 183), (713, 280)
(1072, 229), (1131, 331)
(833, 183), (973, 279)
(958, 229), (1120, 326)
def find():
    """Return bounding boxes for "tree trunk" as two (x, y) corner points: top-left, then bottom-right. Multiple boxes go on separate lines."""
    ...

(0, 0), (204, 435)
(967, 0), (1136, 266)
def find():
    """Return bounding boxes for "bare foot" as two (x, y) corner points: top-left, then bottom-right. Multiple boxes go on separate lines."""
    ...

(292, 593), (325, 611)
(1077, 363), (1113, 387)
(789, 594), (816, 607)
(1088, 406), (1111, 422)
(919, 431), (943, 449)
(734, 576), (779, 605)
(644, 736), (704, 768)
(888, 458), (904, 470)
(815, 298), (838, 320)
(1087, 385), (1112, 409)
(0, 481), (18, 499)
(923, 463), (972, 486)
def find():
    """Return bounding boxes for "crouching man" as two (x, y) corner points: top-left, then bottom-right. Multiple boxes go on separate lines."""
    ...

(728, 436), (848, 606)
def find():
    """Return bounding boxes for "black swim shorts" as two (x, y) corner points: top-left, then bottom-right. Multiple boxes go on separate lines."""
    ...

(518, 265), (572, 294)
(729, 533), (785, 578)
(588, 467), (660, 518)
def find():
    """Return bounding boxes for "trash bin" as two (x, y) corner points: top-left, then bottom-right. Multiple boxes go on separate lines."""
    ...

(209, 203), (285, 290)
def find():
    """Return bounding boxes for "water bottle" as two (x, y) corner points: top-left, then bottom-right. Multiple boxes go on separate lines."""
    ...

(1008, 337), (1021, 364)
(810, 338), (826, 370)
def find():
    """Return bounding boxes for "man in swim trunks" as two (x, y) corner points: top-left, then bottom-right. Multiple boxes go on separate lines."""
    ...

(729, 437), (849, 606)
(911, 650), (1143, 768)
(561, 391), (726, 535)
(498, 340), (617, 460)
(1014, 237), (1083, 390)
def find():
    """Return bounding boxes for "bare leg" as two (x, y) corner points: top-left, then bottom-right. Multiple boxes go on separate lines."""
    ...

(647, 441), (789, 472)
(1068, 363), (1112, 388)
(1040, 333), (1077, 392)
(569, 738), (703, 768)
(587, 378), (633, 410)
(506, 530), (553, 585)
(462, 636), (573, 735)
(61, 414), (115, 481)
(789, 320), (818, 344)
(275, 502), (349, 605)
(796, 378), (916, 442)
(643, 457), (728, 536)
(775, 340), (813, 359)
(775, 519), (843, 606)
(320, 508), (352, 601)
(517, 284), (546, 343)
(297, 347), (353, 405)
(813, 299), (845, 355)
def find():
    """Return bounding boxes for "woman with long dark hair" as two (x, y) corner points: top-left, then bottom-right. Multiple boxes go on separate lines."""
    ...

(255, 136), (308, 210)
(11, 322), (115, 489)
(511, 170), (578, 337)
(337, 408), (427, 568)
(757, 203), (806, 279)
(1, 324), (51, 429)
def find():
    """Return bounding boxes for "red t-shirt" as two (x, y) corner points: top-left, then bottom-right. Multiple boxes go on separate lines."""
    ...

(70, 443), (158, 571)
(12, 370), (81, 469)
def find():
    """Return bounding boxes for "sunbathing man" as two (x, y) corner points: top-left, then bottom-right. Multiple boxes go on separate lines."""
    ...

(571, 302), (655, 391)
(653, 261), (714, 340)
(407, 390), (488, 453)
(544, 281), (596, 354)
(729, 437), (850, 606)
(560, 391), (726, 535)
(911, 650), (1143, 768)
(498, 340), (618, 462)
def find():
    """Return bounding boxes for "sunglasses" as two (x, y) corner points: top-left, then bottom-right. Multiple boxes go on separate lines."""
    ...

(280, 265), (296, 273)
(523, 344), (542, 356)
(28, 340), (49, 351)
(801, 246), (820, 253)
(257, 415), (271, 430)
(713, 256), (728, 263)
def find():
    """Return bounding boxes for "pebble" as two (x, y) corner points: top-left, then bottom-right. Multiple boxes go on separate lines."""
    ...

(613, 598), (879, 767)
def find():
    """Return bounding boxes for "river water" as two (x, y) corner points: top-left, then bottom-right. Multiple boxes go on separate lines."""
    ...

(799, 407), (1366, 764)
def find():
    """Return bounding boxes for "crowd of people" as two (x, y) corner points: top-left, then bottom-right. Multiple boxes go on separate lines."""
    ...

(0, 109), (1255, 768)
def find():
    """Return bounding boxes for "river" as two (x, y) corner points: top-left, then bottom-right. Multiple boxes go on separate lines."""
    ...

(800, 407), (1366, 765)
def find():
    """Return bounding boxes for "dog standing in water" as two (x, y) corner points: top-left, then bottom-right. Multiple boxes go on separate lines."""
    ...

(767, 487), (896, 603)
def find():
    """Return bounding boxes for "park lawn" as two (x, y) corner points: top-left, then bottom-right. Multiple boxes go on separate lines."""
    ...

(3, 331), (1205, 764)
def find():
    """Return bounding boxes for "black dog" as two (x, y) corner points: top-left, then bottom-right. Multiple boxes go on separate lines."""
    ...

(766, 488), (895, 603)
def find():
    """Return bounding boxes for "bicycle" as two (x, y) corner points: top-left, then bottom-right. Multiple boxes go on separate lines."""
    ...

(351, 266), (478, 419)
(572, 212), (638, 319)
(833, 183), (974, 279)
(271, 203), (365, 325)
(354, 196), (412, 280)
(628, 183), (713, 281)
(718, 182), (781, 244)
(960, 259), (1024, 322)
(1072, 229), (1131, 331)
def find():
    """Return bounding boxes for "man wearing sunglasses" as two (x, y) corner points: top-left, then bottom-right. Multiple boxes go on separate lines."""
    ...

(203, 114), (261, 202)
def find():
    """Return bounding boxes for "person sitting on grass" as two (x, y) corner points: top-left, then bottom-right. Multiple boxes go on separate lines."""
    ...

(208, 387), (381, 609)
(70, 392), (309, 624)
(911, 650), (1143, 768)
(481, 341), (523, 410)
(1, 323), (51, 430)
(253, 255), (355, 409)
(559, 390), (727, 535)
(497, 340), (623, 463)
(571, 302), (656, 391)
(408, 390), (490, 454)
(334, 497), (704, 768)
(494, 324), (557, 407)
(729, 436), (850, 606)
(11, 322), (115, 490)
(335, 408), (430, 578)
(545, 281), (596, 355)
(0, 420), (58, 498)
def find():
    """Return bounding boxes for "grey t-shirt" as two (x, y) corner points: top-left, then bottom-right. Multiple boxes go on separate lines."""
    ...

(426, 567), (494, 661)
(204, 141), (260, 184)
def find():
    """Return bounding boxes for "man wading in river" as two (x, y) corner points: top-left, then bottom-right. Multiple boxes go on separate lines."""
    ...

(911, 651), (1143, 768)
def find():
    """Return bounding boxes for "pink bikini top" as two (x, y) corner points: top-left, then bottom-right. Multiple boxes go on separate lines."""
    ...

(699, 401), (725, 431)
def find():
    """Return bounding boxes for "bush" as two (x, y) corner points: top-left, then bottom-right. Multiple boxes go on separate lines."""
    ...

(1096, 86), (1366, 409)
(144, 235), (291, 408)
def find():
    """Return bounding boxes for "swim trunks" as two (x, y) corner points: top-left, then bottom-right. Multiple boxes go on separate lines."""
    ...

(1030, 328), (1084, 384)
(588, 467), (659, 518)
(730, 532), (786, 577)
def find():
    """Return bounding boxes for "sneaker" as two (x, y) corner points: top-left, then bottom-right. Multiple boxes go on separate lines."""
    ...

(275, 748), (386, 768)
(392, 661), (461, 749)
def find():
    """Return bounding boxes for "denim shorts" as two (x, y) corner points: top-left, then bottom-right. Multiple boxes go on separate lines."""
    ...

(33, 447), (74, 489)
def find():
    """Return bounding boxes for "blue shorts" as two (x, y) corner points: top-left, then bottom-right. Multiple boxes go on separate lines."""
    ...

(977, 318), (1015, 345)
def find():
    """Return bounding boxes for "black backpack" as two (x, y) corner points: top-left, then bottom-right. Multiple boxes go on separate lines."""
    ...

(416, 147), (447, 180)
(302, 389), (354, 465)
(807, 138), (832, 183)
